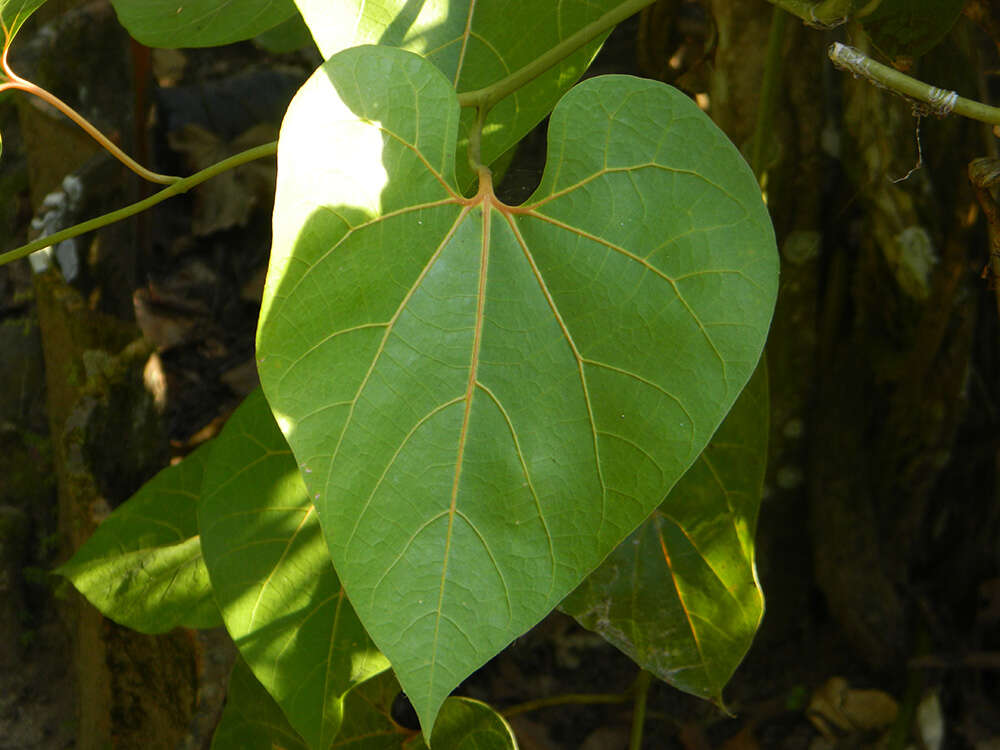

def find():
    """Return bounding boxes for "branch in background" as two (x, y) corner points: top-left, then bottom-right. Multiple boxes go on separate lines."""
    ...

(750, 5), (790, 180)
(829, 43), (1000, 126)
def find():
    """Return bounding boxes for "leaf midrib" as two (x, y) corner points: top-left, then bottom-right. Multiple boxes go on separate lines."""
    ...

(428, 199), (490, 702)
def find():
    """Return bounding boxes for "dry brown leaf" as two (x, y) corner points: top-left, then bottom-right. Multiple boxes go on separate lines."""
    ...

(806, 677), (898, 739)
(167, 123), (277, 236)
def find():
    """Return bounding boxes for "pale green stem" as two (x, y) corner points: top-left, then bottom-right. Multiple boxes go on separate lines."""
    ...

(829, 43), (1000, 126)
(467, 106), (487, 173)
(628, 670), (653, 750)
(0, 141), (277, 268)
(456, 0), (658, 111)
(765, 0), (852, 27)
(750, 5), (789, 180)
(1, 39), (180, 185)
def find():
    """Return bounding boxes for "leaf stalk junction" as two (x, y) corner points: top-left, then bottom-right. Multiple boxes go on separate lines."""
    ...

(1, 0), (663, 267)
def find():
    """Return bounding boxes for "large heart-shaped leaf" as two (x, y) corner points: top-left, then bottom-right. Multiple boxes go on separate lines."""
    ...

(258, 45), (777, 732)
(109, 0), (297, 48)
(561, 362), (769, 703)
(294, 0), (623, 189)
(56, 441), (222, 632)
(199, 389), (389, 749)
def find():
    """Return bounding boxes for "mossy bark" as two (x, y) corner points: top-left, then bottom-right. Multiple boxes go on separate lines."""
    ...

(34, 271), (195, 750)
(707, 4), (989, 672)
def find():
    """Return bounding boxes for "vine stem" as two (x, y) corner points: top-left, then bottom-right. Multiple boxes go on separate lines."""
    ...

(628, 670), (653, 750)
(501, 692), (630, 719)
(0, 41), (180, 184)
(456, 0), (658, 112)
(828, 43), (1000, 126)
(0, 141), (277, 268)
(750, 5), (789, 180)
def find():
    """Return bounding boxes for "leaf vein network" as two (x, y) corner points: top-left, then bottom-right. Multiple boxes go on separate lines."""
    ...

(452, 507), (513, 622)
(581, 358), (696, 439)
(593, 430), (667, 487)
(453, 0), (478, 87)
(657, 509), (751, 615)
(523, 163), (741, 213)
(698, 450), (756, 608)
(200, 454), (280, 531)
(430, 201), (491, 703)
(528, 211), (729, 385)
(227, 504), (314, 628)
(475, 381), (557, 599)
(275, 589), (345, 706)
(655, 520), (709, 672)
(277, 323), (389, 392)
(277, 198), (457, 305)
(377, 126), (460, 200)
(341, 396), (464, 563)
(468, 30), (513, 78)
(367, 509), (451, 609)
(319, 587), (348, 744)
(502, 212), (609, 536)
(323, 207), (469, 502)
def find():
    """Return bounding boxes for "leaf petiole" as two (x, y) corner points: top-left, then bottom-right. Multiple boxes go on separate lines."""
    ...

(0, 141), (277, 268)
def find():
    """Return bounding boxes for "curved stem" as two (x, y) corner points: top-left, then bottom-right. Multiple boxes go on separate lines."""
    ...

(628, 670), (653, 750)
(456, 0), (657, 112)
(829, 43), (1000, 125)
(501, 691), (630, 719)
(750, 5), (789, 180)
(0, 141), (277, 268)
(1, 43), (180, 184)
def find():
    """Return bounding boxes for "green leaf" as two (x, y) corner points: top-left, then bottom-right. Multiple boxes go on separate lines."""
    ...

(199, 389), (389, 750)
(330, 671), (406, 749)
(259, 45), (777, 733)
(860, 0), (964, 60)
(212, 657), (309, 750)
(55, 442), (222, 633)
(415, 698), (518, 750)
(332, 672), (517, 750)
(253, 9), (315, 54)
(293, 0), (621, 189)
(215, 660), (519, 750)
(1, 0), (47, 43)
(109, 0), (297, 48)
(561, 362), (769, 703)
